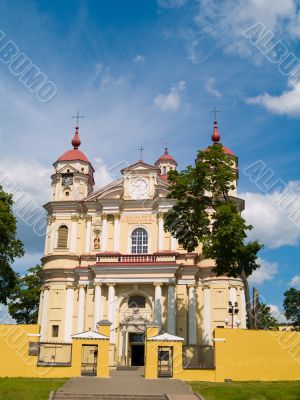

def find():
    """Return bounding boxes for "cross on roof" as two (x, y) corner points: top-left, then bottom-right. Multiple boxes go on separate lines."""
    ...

(72, 110), (85, 127)
(210, 105), (220, 122)
(138, 146), (144, 160)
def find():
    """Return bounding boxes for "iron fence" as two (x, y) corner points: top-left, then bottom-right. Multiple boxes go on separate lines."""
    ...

(37, 342), (72, 366)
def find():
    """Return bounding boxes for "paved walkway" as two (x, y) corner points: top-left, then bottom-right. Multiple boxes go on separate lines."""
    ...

(57, 368), (195, 396)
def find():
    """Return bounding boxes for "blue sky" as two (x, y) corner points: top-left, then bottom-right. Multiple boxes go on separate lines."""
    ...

(1, 0), (300, 320)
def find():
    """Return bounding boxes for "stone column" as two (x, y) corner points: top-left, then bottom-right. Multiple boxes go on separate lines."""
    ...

(240, 288), (247, 328)
(121, 326), (127, 366)
(229, 286), (237, 328)
(70, 216), (78, 253)
(170, 236), (177, 251)
(108, 284), (116, 343)
(93, 283), (102, 330)
(154, 283), (162, 327)
(157, 213), (164, 251)
(203, 286), (211, 345)
(64, 285), (74, 342)
(101, 214), (108, 252)
(167, 284), (176, 335)
(113, 214), (120, 252)
(84, 216), (92, 253)
(77, 285), (86, 333)
(40, 287), (50, 341)
(188, 285), (197, 345)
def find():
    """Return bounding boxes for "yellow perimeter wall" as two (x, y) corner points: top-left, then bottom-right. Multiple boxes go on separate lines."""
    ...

(0, 325), (109, 378)
(1, 324), (300, 381)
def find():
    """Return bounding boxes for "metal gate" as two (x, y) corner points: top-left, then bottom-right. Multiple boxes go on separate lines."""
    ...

(158, 346), (173, 378)
(81, 345), (98, 376)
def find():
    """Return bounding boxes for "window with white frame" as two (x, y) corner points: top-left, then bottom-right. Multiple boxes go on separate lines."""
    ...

(131, 228), (148, 254)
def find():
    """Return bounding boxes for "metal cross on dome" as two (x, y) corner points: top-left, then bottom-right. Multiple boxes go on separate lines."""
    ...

(72, 110), (85, 127)
(210, 105), (220, 122)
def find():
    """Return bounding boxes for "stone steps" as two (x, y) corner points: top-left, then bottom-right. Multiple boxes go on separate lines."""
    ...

(52, 393), (167, 400)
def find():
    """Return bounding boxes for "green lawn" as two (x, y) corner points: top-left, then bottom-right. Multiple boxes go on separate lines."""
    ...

(191, 381), (300, 400)
(0, 378), (67, 400)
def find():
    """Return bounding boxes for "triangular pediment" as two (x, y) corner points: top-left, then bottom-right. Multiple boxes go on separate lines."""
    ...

(121, 161), (159, 174)
(55, 164), (79, 174)
(71, 330), (109, 340)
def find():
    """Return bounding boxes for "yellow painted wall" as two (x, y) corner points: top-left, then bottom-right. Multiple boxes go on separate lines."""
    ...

(0, 324), (109, 378)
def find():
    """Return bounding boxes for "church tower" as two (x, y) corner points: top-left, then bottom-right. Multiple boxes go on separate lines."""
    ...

(155, 147), (177, 179)
(51, 126), (95, 201)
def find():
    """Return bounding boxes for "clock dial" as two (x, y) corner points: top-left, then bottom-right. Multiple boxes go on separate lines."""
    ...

(62, 174), (73, 186)
(130, 178), (149, 199)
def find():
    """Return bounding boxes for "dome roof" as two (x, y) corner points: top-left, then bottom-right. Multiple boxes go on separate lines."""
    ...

(204, 121), (235, 157)
(155, 148), (177, 166)
(57, 126), (90, 163)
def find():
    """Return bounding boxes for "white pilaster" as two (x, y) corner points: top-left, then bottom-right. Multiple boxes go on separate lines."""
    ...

(154, 283), (162, 327)
(64, 286), (74, 342)
(40, 287), (50, 341)
(188, 285), (197, 345)
(48, 223), (55, 253)
(93, 284), (102, 330)
(101, 215), (108, 252)
(203, 286), (211, 345)
(84, 218), (92, 253)
(70, 218), (77, 253)
(158, 213), (164, 251)
(77, 285), (86, 333)
(170, 235), (177, 251)
(113, 214), (120, 252)
(108, 284), (116, 343)
(240, 288), (247, 329)
(167, 284), (176, 335)
(37, 289), (43, 325)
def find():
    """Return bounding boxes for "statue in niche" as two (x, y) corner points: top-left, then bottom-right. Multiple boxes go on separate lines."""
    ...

(93, 229), (101, 250)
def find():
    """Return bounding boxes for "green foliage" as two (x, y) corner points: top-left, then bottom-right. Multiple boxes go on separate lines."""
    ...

(0, 185), (24, 304)
(283, 288), (300, 330)
(8, 265), (42, 324)
(255, 302), (278, 330)
(164, 143), (263, 328)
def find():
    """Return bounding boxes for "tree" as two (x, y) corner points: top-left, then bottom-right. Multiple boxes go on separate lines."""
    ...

(283, 288), (300, 330)
(164, 143), (262, 329)
(254, 302), (278, 330)
(8, 265), (42, 324)
(0, 185), (24, 304)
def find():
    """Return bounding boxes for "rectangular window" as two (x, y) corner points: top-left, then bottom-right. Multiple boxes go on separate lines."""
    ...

(52, 325), (59, 338)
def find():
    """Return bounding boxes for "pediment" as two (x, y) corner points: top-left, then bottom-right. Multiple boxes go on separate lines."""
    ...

(121, 161), (159, 175)
(55, 164), (79, 174)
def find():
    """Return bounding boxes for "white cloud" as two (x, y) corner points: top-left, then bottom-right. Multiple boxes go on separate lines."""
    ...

(195, 0), (299, 59)
(242, 183), (300, 248)
(13, 251), (44, 273)
(154, 81), (186, 112)
(157, 0), (187, 9)
(247, 82), (300, 116)
(133, 54), (145, 63)
(269, 304), (287, 323)
(289, 275), (300, 288)
(248, 258), (278, 285)
(205, 77), (222, 98)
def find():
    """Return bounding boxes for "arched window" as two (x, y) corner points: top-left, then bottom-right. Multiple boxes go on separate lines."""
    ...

(131, 228), (148, 254)
(128, 295), (146, 309)
(57, 225), (68, 249)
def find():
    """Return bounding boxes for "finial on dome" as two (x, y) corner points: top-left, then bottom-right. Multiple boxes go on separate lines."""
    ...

(211, 120), (221, 143)
(71, 126), (81, 149)
(164, 147), (168, 154)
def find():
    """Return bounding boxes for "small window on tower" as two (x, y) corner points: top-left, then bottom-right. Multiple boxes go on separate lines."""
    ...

(52, 325), (59, 337)
(57, 225), (68, 248)
(162, 166), (167, 175)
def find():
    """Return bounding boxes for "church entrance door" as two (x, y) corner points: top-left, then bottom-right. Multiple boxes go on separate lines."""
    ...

(129, 333), (145, 366)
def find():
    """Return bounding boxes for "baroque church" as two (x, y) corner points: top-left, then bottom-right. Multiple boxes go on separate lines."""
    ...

(39, 121), (247, 367)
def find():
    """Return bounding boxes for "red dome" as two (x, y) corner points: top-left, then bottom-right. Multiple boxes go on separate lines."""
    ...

(204, 120), (235, 157)
(155, 148), (177, 166)
(57, 126), (90, 163)
(222, 145), (235, 156)
(58, 149), (89, 162)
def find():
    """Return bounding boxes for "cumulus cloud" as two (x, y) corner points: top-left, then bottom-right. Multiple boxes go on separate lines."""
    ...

(157, 0), (187, 9)
(195, 0), (299, 59)
(248, 258), (278, 285)
(205, 77), (222, 98)
(269, 304), (287, 323)
(241, 182), (300, 248)
(289, 275), (300, 288)
(133, 54), (145, 63)
(13, 251), (44, 273)
(246, 82), (300, 116)
(154, 81), (186, 112)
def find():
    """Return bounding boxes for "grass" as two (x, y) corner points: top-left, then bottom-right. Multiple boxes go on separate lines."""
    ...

(0, 378), (67, 400)
(191, 381), (300, 400)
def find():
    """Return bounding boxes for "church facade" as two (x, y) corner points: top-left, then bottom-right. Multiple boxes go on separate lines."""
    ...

(39, 122), (247, 367)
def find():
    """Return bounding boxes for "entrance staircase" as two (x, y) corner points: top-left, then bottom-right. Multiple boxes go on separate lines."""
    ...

(52, 394), (167, 400)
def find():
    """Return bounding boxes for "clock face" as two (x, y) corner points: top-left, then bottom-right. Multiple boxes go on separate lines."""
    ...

(130, 178), (149, 199)
(62, 174), (73, 186)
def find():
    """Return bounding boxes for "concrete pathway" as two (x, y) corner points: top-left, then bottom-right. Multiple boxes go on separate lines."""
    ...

(57, 368), (195, 396)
